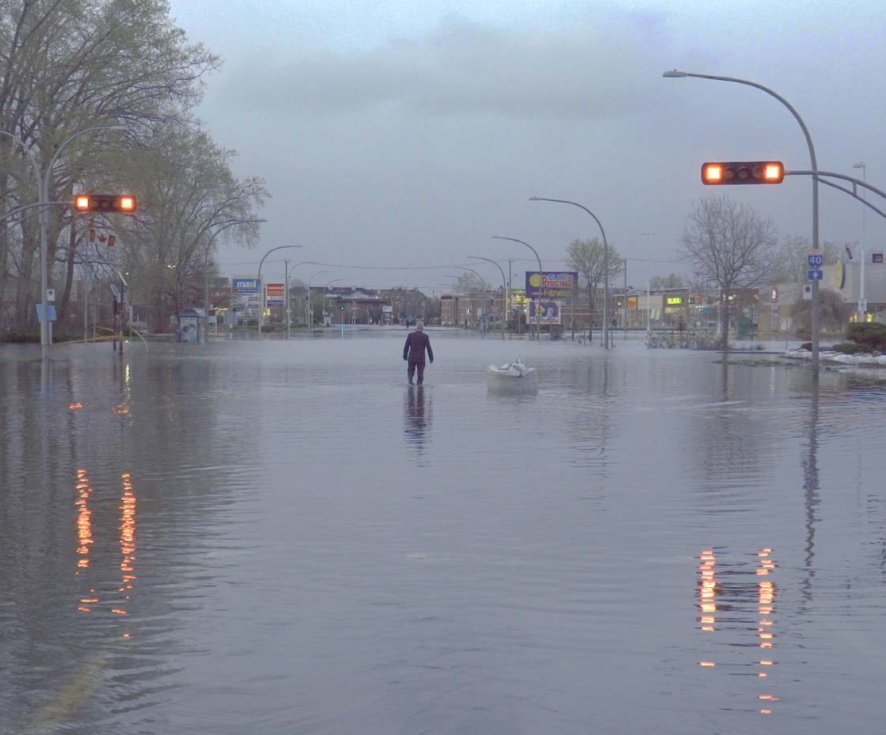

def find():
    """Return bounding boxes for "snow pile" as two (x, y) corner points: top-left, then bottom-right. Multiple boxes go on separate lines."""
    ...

(783, 348), (886, 367)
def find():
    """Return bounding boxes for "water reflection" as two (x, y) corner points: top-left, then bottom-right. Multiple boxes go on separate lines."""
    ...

(697, 546), (780, 715)
(75, 469), (95, 572)
(4, 339), (886, 734)
(403, 385), (431, 456)
(802, 376), (821, 605)
(116, 471), (137, 625)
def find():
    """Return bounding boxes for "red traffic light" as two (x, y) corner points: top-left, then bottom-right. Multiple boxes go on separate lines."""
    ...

(701, 161), (784, 185)
(73, 194), (138, 212)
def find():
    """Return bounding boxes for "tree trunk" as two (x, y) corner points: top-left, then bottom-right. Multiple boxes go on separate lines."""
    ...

(719, 290), (730, 351)
(58, 220), (78, 324)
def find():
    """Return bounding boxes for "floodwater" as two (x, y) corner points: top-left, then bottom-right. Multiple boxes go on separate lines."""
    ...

(1, 328), (885, 735)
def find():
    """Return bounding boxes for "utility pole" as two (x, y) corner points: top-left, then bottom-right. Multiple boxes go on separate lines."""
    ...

(853, 162), (867, 321)
(284, 259), (290, 339)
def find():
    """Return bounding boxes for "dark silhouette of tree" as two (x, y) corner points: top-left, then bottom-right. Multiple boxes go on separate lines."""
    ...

(679, 195), (778, 348)
(565, 238), (622, 328)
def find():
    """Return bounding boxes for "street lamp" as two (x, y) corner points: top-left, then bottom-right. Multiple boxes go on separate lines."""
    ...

(492, 235), (543, 340)
(529, 197), (612, 349)
(468, 255), (508, 339)
(257, 245), (302, 337)
(323, 278), (345, 328)
(454, 265), (491, 333)
(663, 69), (821, 372)
(0, 125), (126, 349)
(203, 218), (266, 329)
(305, 270), (333, 329)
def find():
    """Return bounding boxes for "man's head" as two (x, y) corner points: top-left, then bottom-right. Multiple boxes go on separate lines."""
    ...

(416, 321), (424, 331)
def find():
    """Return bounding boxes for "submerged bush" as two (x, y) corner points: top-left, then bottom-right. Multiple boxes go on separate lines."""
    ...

(832, 342), (871, 355)
(846, 322), (886, 352)
(1, 330), (39, 344)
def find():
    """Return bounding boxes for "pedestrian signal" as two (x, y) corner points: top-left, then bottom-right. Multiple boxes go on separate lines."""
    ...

(701, 161), (784, 185)
(73, 194), (138, 212)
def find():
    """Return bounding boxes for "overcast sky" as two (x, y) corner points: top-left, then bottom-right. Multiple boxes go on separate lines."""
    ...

(167, 0), (886, 291)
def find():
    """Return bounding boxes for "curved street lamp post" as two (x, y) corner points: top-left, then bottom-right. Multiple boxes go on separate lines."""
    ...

(203, 218), (266, 332)
(529, 197), (611, 349)
(305, 270), (333, 329)
(492, 235), (543, 340)
(454, 264), (493, 333)
(257, 245), (303, 337)
(468, 255), (508, 339)
(322, 278), (345, 329)
(663, 69), (821, 372)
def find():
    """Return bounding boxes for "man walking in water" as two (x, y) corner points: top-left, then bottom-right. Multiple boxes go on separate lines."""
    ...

(403, 320), (434, 385)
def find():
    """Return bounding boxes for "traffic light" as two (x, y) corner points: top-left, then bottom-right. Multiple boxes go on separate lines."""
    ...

(701, 161), (784, 185)
(73, 194), (138, 212)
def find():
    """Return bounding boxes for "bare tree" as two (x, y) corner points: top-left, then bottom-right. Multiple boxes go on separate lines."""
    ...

(0, 0), (220, 331)
(679, 195), (778, 348)
(75, 123), (269, 328)
(453, 272), (489, 294)
(648, 273), (685, 290)
(768, 234), (844, 285)
(565, 238), (622, 328)
(790, 288), (850, 338)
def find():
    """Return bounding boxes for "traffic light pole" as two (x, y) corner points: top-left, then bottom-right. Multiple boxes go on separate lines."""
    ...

(2, 126), (124, 351)
(664, 70), (821, 373)
(786, 171), (886, 221)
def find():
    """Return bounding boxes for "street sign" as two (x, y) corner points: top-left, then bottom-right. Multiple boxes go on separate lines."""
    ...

(807, 251), (824, 268)
(266, 283), (284, 306)
(807, 269), (823, 281)
(35, 304), (57, 322)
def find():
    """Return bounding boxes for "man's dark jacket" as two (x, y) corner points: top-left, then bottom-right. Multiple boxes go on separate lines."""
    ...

(403, 331), (433, 364)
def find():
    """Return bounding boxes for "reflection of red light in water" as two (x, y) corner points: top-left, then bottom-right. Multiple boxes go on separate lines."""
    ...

(756, 550), (777, 712)
(75, 470), (94, 572)
(69, 402), (83, 410)
(697, 548), (779, 716)
(116, 472), (137, 618)
(699, 549), (718, 630)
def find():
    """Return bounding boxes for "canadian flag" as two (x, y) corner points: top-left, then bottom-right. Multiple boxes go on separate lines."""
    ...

(108, 234), (116, 247)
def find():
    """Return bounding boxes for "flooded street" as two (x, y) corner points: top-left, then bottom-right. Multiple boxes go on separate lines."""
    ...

(2, 328), (885, 734)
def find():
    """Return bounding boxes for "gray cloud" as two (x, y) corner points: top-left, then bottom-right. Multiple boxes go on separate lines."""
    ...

(217, 14), (675, 120)
(191, 4), (886, 289)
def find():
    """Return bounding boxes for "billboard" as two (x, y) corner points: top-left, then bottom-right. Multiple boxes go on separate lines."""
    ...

(528, 300), (562, 325)
(525, 271), (578, 299)
(266, 283), (284, 306)
(232, 277), (259, 294)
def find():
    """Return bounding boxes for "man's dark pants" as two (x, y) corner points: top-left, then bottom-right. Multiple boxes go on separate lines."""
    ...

(408, 358), (426, 385)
